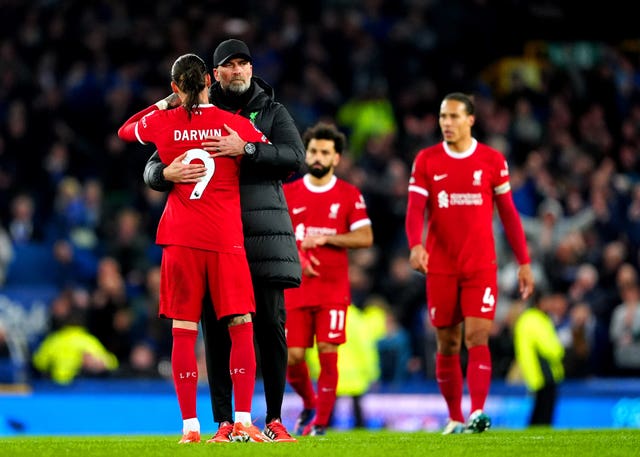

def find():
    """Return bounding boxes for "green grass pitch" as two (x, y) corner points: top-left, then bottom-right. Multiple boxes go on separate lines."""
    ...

(3, 429), (640, 457)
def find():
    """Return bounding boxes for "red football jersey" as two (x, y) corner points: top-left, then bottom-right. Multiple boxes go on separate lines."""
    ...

(120, 104), (267, 253)
(284, 174), (371, 307)
(408, 139), (511, 274)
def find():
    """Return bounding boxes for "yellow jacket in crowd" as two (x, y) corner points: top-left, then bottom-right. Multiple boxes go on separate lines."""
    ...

(513, 307), (565, 391)
(32, 325), (119, 385)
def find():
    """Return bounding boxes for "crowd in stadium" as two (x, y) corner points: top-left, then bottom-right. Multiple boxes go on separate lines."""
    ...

(1, 1), (640, 385)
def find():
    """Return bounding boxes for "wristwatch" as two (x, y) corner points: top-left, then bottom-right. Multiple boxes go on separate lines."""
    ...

(244, 142), (256, 157)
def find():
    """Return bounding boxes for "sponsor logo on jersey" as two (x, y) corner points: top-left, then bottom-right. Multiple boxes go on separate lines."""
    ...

(306, 226), (337, 236)
(437, 191), (483, 208)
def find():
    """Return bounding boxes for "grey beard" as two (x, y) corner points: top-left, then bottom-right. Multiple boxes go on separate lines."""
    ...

(226, 81), (250, 95)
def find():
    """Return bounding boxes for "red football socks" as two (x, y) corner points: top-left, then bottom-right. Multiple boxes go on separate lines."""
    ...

(436, 353), (464, 422)
(315, 352), (338, 427)
(171, 327), (199, 419)
(467, 345), (492, 413)
(287, 360), (317, 410)
(228, 321), (257, 413)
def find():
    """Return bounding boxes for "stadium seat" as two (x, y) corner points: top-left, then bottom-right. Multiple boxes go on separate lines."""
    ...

(5, 243), (57, 286)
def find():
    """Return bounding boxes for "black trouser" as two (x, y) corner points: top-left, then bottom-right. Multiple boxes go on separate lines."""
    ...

(529, 381), (557, 426)
(201, 281), (288, 424)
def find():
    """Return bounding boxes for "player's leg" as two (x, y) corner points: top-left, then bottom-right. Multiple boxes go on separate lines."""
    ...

(303, 304), (347, 435)
(286, 308), (317, 434)
(227, 313), (269, 442)
(428, 273), (465, 428)
(435, 326), (465, 424)
(461, 269), (497, 432)
(160, 245), (205, 443)
(172, 323), (201, 443)
(209, 252), (268, 442)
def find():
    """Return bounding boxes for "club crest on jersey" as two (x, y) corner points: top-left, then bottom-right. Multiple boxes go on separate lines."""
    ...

(473, 169), (483, 186)
(329, 203), (340, 219)
(437, 191), (449, 208)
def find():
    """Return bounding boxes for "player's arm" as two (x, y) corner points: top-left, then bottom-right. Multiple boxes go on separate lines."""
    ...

(406, 188), (428, 274)
(118, 94), (180, 143)
(202, 105), (305, 179)
(495, 191), (534, 299)
(143, 150), (207, 192)
(301, 224), (373, 250)
(206, 117), (271, 158)
(117, 105), (158, 142)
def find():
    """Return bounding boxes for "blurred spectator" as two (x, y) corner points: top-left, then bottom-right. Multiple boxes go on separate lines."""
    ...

(51, 239), (98, 288)
(376, 302), (412, 385)
(0, 220), (14, 286)
(379, 251), (427, 375)
(104, 207), (152, 293)
(43, 142), (73, 196)
(609, 280), (640, 375)
(127, 266), (171, 377)
(87, 256), (133, 364)
(348, 247), (378, 308)
(513, 293), (565, 426)
(562, 302), (595, 379)
(32, 294), (118, 385)
(567, 263), (608, 311)
(497, 241), (550, 320)
(509, 96), (543, 162)
(7, 193), (44, 244)
(521, 197), (595, 261)
(544, 231), (589, 294)
(0, 320), (8, 359)
(0, 136), (17, 219)
(336, 82), (397, 159)
(119, 341), (160, 379)
(625, 183), (640, 252)
(490, 299), (527, 379)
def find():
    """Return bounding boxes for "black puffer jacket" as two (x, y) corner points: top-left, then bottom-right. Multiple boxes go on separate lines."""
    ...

(144, 77), (304, 288)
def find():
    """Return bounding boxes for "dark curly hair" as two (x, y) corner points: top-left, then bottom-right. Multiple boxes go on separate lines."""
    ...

(302, 122), (347, 154)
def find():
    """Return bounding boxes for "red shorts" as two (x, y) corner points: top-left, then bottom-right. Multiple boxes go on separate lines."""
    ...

(159, 245), (255, 322)
(285, 303), (348, 347)
(426, 269), (497, 328)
